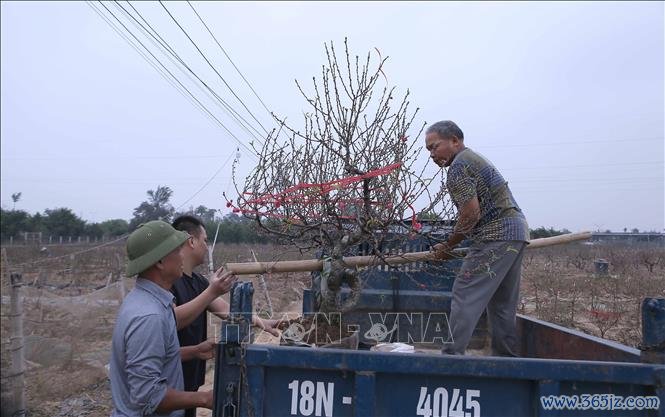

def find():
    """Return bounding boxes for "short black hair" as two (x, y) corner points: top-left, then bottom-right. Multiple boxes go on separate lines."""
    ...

(172, 215), (205, 237)
(426, 120), (464, 141)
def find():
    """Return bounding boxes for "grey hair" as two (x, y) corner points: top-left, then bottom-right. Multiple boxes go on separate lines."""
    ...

(426, 120), (464, 141)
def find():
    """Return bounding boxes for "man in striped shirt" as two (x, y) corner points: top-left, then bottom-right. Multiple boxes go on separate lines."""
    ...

(425, 120), (529, 356)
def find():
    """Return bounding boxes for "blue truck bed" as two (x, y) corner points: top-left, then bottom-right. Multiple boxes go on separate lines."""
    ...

(212, 282), (664, 417)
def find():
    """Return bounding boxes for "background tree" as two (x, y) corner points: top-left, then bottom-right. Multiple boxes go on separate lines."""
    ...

(29, 212), (44, 234)
(529, 226), (571, 239)
(11, 192), (22, 210)
(84, 223), (104, 239)
(129, 185), (175, 230)
(175, 206), (262, 244)
(99, 219), (130, 237)
(42, 208), (86, 237)
(217, 213), (262, 244)
(193, 205), (217, 225)
(0, 208), (32, 239)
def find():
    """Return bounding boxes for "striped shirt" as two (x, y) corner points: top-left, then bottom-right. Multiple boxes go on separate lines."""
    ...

(446, 148), (529, 242)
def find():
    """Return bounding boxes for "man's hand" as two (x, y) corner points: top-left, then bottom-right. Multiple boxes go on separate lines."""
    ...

(209, 267), (237, 296)
(195, 340), (216, 360)
(431, 242), (456, 261)
(199, 390), (214, 409)
(254, 317), (285, 337)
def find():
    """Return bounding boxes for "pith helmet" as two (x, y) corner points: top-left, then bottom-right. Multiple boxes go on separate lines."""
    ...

(125, 220), (189, 277)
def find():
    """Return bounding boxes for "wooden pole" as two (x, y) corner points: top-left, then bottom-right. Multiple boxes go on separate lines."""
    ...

(9, 273), (26, 417)
(251, 249), (273, 317)
(118, 275), (126, 303)
(225, 231), (592, 275)
(115, 254), (125, 303)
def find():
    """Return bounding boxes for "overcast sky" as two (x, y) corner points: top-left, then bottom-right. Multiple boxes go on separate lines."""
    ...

(1, 1), (663, 232)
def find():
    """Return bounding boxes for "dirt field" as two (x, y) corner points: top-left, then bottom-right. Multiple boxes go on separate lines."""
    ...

(1, 241), (663, 416)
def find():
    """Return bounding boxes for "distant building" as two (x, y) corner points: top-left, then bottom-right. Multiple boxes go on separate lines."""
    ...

(591, 232), (664, 245)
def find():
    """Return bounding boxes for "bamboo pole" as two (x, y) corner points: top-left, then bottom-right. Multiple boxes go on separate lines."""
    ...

(226, 231), (592, 275)
(9, 273), (26, 417)
(251, 249), (273, 316)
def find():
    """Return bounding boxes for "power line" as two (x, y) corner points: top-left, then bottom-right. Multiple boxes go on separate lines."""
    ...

(89, 0), (255, 154)
(1, 153), (235, 161)
(92, 1), (258, 159)
(86, 1), (218, 128)
(515, 185), (664, 194)
(115, 1), (266, 146)
(1, 178), (233, 184)
(501, 160), (664, 171)
(114, 0), (264, 145)
(186, 0), (273, 117)
(510, 176), (663, 184)
(174, 151), (236, 211)
(158, 1), (271, 137)
(479, 137), (663, 149)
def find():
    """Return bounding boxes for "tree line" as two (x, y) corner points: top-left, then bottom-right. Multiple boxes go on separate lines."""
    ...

(2, 186), (590, 244)
(1, 186), (264, 244)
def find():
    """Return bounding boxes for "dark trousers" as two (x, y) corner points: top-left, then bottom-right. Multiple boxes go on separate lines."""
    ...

(443, 240), (526, 356)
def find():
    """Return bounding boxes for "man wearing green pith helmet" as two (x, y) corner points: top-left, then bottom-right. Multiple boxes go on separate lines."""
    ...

(108, 220), (237, 417)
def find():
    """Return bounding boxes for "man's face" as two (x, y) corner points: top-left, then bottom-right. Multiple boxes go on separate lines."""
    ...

(191, 226), (209, 266)
(425, 132), (457, 167)
(160, 245), (185, 281)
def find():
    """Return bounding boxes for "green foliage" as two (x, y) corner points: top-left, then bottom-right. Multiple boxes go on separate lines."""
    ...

(214, 213), (263, 244)
(193, 205), (217, 224)
(30, 212), (44, 232)
(1, 208), (32, 238)
(417, 212), (441, 221)
(11, 192), (22, 209)
(84, 222), (105, 239)
(129, 185), (175, 230)
(1, 208), (129, 241)
(42, 208), (86, 237)
(529, 226), (571, 239)
(99, 219), (130, 237)
(174, 207), (265, 244)
(0, 193), (269, 244)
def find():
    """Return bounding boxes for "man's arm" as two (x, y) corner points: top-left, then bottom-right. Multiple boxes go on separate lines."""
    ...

(208, 296), (230, 319)
(433, 196), (481, 260)
(156, 388), (212, 412)
(179, 340), (215, 362)
(208, 297), (281, 337)
(174, 267), (237, 330)
(449, 195), (481, 245)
